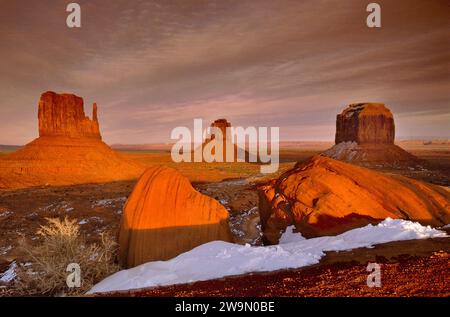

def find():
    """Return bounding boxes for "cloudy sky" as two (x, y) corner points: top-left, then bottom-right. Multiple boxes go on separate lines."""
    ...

(0, 0), (449, 145)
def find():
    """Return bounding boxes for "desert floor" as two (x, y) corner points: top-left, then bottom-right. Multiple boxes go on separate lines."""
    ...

(0, 142), (449, 296)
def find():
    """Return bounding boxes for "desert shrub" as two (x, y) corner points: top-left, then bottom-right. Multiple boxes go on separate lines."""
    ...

(14, 217), (119, 296)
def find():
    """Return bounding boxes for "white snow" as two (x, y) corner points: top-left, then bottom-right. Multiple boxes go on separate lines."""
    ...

(88, 218), (447, 294)
(0, 245), (13, 255)
(0, 210), (13, 217)
(323, 141), (358, 160)
(92, 197), (127, 208)
(0, 261), (17, 283)
(441, 224), (450, 229)
(42, 201), (73, 213)
(79, 216), (103, 225)
(278, 226), (306, 244)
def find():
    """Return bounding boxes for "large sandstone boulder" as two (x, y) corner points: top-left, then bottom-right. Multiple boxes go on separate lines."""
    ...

(119, 166), (233, 268)
(258, 155), (450, 243)
(324, 103), (420, 167)
(0, 91), (144, 189)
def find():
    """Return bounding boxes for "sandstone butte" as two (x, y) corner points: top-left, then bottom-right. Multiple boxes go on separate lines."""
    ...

(0, 91), (144, 190)
(258, 155), (450, 244)
(335, 103), (395, 144)
(119, 165), (233, 268)
(193, 118), (251, 162)
(38, 92), (101, 139)
(323, 103), (419, 166)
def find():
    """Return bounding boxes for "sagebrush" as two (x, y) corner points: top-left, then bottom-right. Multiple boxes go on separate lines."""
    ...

(14, 217), (119, 296)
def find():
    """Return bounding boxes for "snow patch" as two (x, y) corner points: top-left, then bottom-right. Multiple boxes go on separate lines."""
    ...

(323, 141), (358, 160)
(79, 216), (103, 225)
(88, 218), (447, 294)
(28, 212), (38, 218)
(92, 197), (127, 208)
(0, 210), (13, 217)
(42, 201), (73, 213)
(0, 261), (17, 283)
(0, 245), (13, 255)
(279, 226), (306, 244)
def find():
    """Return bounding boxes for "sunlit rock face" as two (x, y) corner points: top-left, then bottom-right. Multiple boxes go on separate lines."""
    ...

(0, 91), (144, 190)
(38, 91), (101, 139)
(258, 155), (450, 244)
(119, 165), (233, 268)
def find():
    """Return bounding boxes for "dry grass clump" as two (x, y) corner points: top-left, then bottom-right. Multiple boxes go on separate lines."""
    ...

(14, 217), (119, 296)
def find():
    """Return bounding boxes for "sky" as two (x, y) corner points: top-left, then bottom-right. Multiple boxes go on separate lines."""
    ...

(0, 0), (449, 145)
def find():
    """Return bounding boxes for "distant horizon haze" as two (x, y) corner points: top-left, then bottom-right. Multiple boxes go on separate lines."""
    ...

(1, 137), (449, 148)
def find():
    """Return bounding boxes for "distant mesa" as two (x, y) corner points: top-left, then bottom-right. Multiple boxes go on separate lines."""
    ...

(193, 118), (250, 162)
(209, 118), (232, 140)
(0, 91), (144, 190)
(205, 118), (239, 161)
(323, 103), (420, 167)
(335, 103), (394, 144)
(258, 155), (450, 244)
(119, 165), (233, 268)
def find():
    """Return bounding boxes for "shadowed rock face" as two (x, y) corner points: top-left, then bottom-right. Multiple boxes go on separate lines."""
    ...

(324, 103), (419, 167)
(258, 155), (450, 244)
(209, 118), (232, 141)
(38, 91), (101, 139)
(119, 166), (233, 268)
(335, 103), (395, 144)
(193, 118), (251, 162)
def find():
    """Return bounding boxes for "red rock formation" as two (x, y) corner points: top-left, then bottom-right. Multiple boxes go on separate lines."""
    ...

(203, 118), (237, 161)
(324, 103), (420, 167)
(38, 91), (101, 139)
(258, 155), (450, 244)
(193, 118), (251, 162)
(119, 166), (232, 268)
(0, 92), (144, 189)
(335, 103), (395, 144)
(209, 118), (232, 141)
